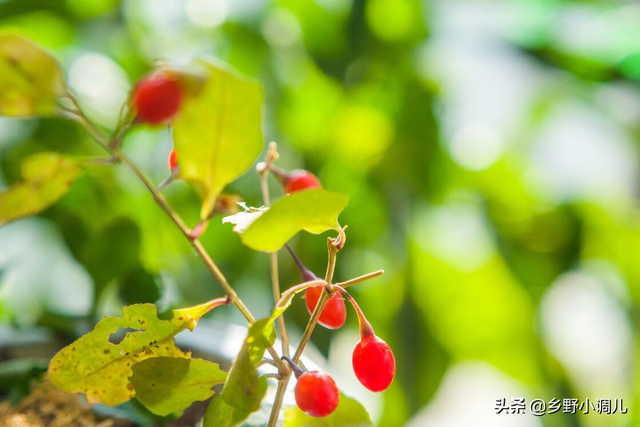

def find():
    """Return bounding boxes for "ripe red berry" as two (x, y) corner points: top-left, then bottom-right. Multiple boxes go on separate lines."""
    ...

(168, 148), (178, 172)
(337, 286), (396, 392)
(131, 73), (183, 125)
(295, 371), (339, 418)
(352, 335), (396, 392)
(283, 170), (322, 193)
(305, 286), (346, 330)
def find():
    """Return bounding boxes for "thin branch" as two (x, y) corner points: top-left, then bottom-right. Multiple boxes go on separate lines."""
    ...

(292, 237), (341, 364)
(267, 371), (290, 427)
(71, 106), (286, 370)
(335, 269), (384, 288)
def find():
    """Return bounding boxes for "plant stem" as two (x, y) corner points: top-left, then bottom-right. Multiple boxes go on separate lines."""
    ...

(117, 151), (288, 365)
(335, 286), (375, 338)
(258, 144), (290, 357)
(292, 237), (340, 364)
(266, 238), (341, 427)
(335, 269), (384, 288)
(71, 107), (286, 369)
(259, 145), (292, 427)
(270, 253), (289, 357)
(267, 372), (290, 427)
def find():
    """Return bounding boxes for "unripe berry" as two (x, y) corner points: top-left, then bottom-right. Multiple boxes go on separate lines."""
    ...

(305, 286), (346, 330)
(131, 72), (183, 125)
(352, 335), (395, 392)
(294, 371), (339, 418)
(168, 148), (178, 172)
(283, 170), (322, 193)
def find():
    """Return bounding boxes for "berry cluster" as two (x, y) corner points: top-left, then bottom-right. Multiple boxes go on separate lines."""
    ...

(128, 69), (395, 419)
(276, 170), (395, 417)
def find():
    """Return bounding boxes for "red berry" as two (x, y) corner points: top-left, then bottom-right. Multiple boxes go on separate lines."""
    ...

(295, 371), (339, 418)
(352, 335), (395, 392)
(131, 73), (183, 125)
(284, 170), (322, 193)
(168, 148), (178, 172)
(305, 286), (346, 330)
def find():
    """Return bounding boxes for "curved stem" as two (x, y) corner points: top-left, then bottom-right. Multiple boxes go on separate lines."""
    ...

(258, 144), (291, 366)
(71, 107), (286, 369)
(335, 285), (374, 338)
(291, 238), (340, 364)
(275, 279), (326, 311)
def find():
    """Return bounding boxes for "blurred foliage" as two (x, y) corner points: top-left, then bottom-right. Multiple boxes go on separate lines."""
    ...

(1, 0), (640, 426)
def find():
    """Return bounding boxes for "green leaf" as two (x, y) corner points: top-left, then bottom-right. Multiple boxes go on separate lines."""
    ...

(0, 33), (67, 117)
(130, 357), (227, 416)
(0, 152), (81, 226)
(205, 319), (275, 426)
(222, 319), (274, 411)
(231, 189), (349, 252)
(48, 301), (225, 406)
(172, 59), (263, 219)
(284, 393), (373, 427)
(203, 394), (252, 427)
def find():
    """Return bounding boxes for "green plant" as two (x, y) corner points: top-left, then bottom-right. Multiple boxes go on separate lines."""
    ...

(0, 34), (389, 427)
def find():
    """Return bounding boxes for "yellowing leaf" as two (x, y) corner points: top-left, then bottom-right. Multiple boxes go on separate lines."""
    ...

(0, 33), (67, 117)
(233, 189), (349, 252)
(172, 59), (263, 219)
(0, 152), (81, 226)
(48, 300), (228, 406)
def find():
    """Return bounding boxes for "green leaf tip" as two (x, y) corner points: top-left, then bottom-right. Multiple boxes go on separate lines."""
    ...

(172, 58), (264, 220)
(226, 188), (349, 252)
(172, 296), (231, 331)
(0, 152), (82, 226)
(0, 33), (68, 117)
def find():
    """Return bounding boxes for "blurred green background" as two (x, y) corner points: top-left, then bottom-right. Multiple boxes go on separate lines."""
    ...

(1, 0), (640, 426)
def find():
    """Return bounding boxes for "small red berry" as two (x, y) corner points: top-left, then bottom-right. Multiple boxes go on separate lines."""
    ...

(305, 286), (346, 330)
(338, 286), (396, 392)
(131, 73), (183, 125)
(294, 371), (339, 418)
(352, 335), (395, 392)
(168, 148), (178, 172)
(283, 170), (322, 193)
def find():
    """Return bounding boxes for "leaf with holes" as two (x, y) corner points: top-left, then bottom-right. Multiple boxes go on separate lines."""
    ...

(204, 318), (275, 426)
(130, 357), (227, 416)
(0, 152), (81, 226)
(284, 393), (373, 427)
(226, 189), (349, 252)
(48, 299), (228, 406)
(0, 34), (68, 117)
(172, 59), (263, 219)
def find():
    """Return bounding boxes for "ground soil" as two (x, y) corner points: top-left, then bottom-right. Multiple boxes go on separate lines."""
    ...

(0, 380), (135, 427)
